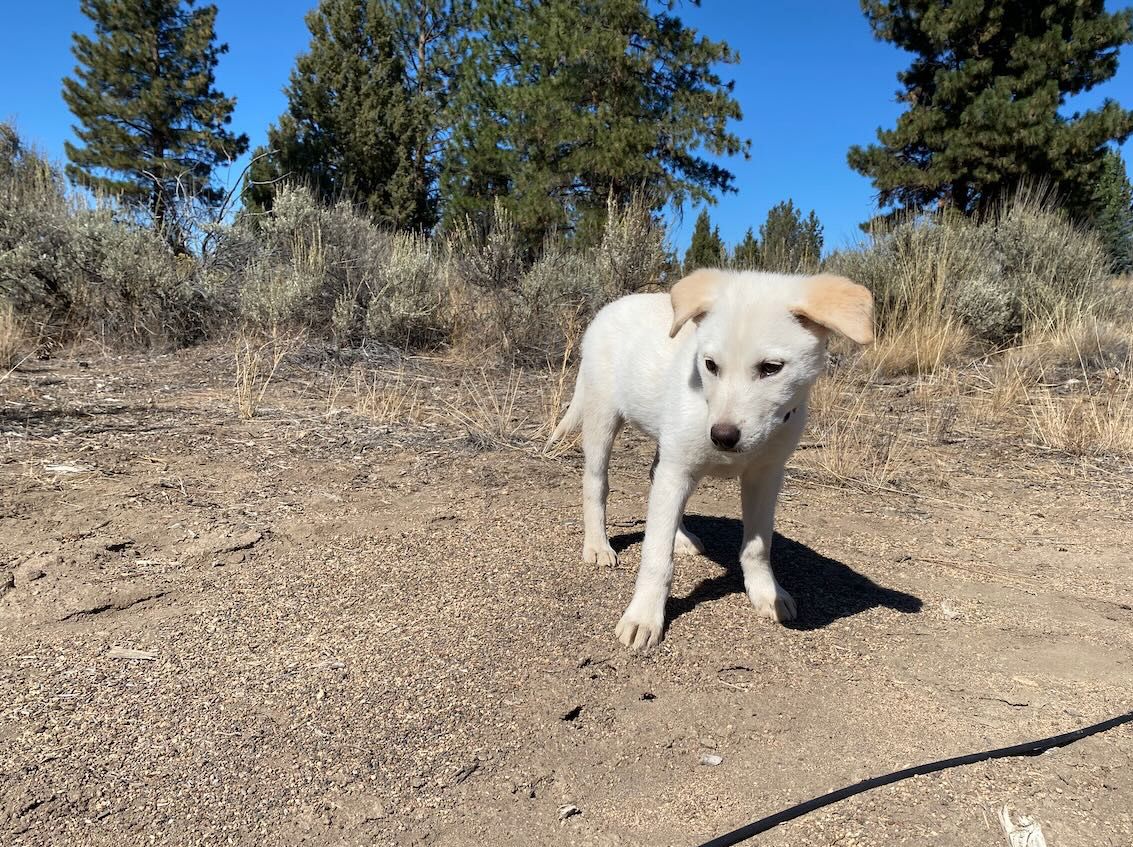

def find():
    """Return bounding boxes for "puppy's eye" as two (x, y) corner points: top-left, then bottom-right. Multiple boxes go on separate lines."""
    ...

(758, 361), (784, 378)
(704, 358), (718, 375)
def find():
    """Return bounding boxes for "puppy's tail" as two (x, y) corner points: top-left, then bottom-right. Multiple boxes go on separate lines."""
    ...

(545, 381), (583, 453)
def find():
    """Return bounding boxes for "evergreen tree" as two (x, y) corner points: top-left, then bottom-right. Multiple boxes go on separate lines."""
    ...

(246, 0), (451, 229)
(387, 1), (467, 230)
(63, 0), (247, 248)
(443, 0), (748, 247)
(683, 209), (726, 272)
(731, 227), (760, 270)
(849, 1), (1133, 220)
(1093, 149), (1133, 273)
(758, 201), (823, 273)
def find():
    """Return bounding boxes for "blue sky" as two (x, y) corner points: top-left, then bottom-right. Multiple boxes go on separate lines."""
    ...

(2, 1), (1131, 253)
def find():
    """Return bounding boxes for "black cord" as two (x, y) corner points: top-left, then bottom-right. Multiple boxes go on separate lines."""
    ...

(695, 709), (1133, 847)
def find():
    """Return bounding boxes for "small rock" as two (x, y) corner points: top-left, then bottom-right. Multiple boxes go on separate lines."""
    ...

(558, 804), (582, 821)
(640, 691), (656, 701)
(0, 571), (14, 597)
(217, 531), (262, 554)
(25, 568), (46, 582)
(699, 753), (723, 767)
(941, 600), (962, 620)
(104, 538), (135, 552)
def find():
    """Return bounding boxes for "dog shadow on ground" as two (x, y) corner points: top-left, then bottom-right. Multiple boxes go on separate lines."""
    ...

(610, 513), (922, 631)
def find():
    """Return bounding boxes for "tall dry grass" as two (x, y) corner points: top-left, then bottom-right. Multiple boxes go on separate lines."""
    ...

(827, 189), (1121, 378)
(232, 333), (298, 419)
(0, 304), (32, 376)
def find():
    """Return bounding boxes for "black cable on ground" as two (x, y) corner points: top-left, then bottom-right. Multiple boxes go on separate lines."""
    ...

(695, 709), (1133, 847)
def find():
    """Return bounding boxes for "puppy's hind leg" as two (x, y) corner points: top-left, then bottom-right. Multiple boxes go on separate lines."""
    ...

(581, 408), (623, 566)
(650, 447), (705, 557)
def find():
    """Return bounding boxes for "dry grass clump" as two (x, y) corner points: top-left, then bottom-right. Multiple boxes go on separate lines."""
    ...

(325, 364), (427, 427)
(1027, 385), (1133, 457)
(856, 317), (971, 377)
(827, 189), (1122, 376)
(793, 364), (909, 490)
(233, 333), (297, 419)
(1005, 315), (1131, 374)
(442, 367), (531, 449)
(1023, 353), (1133, 457)
(0, 304), (33, 375)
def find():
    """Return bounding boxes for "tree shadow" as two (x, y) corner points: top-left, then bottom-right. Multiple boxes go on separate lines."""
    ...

(609, 513), (922, 631)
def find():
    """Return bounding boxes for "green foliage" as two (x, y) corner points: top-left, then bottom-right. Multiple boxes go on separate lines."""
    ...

(62, 0), (247, 249)
(826, 191), (1114, 345)
(849, 1), (1133, 221)
(758, 201), (823, 273)
(731, 228), (760, 270)
(246, 0), (459, 230)
(1091, 149), (1133, 273)
(442, 0), (748, 248)
(683, 209), (726, 273)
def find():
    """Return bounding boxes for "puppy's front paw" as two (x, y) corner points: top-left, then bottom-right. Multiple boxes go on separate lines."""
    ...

(582, 541), (618, 567)
(614, 602), (665, 651)
(673, 526), (706, 557)
(747, 580), (797, 622)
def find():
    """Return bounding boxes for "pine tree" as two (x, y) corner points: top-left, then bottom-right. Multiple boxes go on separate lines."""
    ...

(387, 1), (467, 230)
(443, 0), (748, 247)
(246, 0), (451, 230)
(63, 0), (247, 249)
(731, 228), (760, 270)
(849, 1), (1133, 220)
(758, 201), (823, 273)
(683, 209), (726, 273)
(1092, 149), (1133, 273)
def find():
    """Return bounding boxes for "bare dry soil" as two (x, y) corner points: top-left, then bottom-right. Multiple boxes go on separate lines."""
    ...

(1, 347), (1131, 846)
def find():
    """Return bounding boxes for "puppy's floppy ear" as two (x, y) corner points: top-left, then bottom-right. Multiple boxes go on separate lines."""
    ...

(792, 273), (875, 345)
(669, 268), (725, 338)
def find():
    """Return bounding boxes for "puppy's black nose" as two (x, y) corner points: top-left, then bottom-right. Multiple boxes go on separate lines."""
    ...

(710, 423), (741, 450)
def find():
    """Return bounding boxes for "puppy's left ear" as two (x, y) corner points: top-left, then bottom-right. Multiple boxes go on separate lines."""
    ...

(670, 268), (725, 338)
(792, 273), (875, 345)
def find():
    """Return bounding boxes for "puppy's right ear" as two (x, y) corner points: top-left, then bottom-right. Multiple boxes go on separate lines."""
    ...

(669, 269), (724, 338)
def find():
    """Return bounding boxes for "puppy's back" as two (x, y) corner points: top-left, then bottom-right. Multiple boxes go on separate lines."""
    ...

(579, 292), (692, 433)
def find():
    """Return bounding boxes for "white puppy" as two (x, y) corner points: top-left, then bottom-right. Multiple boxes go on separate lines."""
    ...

(547, 269), (874, 650)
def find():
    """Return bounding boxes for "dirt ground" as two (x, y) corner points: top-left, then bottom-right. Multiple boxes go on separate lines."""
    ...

(1, 345), (1131, 847)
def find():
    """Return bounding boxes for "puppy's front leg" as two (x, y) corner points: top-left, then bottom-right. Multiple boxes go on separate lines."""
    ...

(615, 462), (695, 650)
(740, 465), (796, 622)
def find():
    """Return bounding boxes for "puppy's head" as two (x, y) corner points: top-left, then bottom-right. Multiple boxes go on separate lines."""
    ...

(670, 269), (873, 454)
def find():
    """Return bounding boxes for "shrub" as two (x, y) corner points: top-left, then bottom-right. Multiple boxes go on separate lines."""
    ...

(363, 233), (448, 346)
(0, 123), (206, 346)
(447, 194), (669, 358)
(828, 191), (1117, 347)
(225, 186), (454, 347)
(593, 192), (668, 299)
